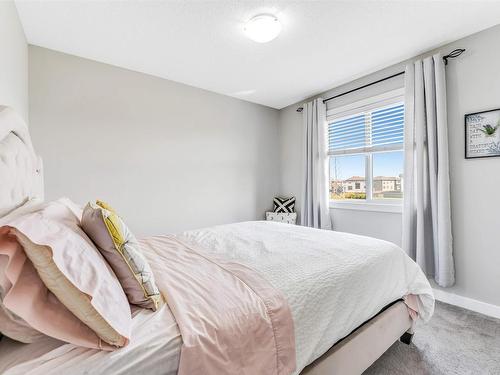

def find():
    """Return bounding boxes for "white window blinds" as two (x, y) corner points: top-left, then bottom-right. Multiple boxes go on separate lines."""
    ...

(328, 102), (404, 155)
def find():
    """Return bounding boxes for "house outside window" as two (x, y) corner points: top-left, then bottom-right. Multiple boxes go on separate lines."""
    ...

(327, 89), (404, 211)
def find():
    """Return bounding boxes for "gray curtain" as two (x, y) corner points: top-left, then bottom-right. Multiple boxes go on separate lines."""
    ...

(402, 53), (455, 287)
(301, 98), (332, 230)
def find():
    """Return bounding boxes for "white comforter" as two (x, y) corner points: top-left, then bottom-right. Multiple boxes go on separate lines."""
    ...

(0, 221), (434, 375)
(181, 221), (434, 374)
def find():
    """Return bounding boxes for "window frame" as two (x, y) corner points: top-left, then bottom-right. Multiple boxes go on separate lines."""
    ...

(327, 88), (404, 213)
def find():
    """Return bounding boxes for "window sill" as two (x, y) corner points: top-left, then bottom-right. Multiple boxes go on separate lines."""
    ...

(329, 201), (402, 213)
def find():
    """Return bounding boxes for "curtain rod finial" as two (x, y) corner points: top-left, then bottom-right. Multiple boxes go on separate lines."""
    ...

(443, 48), (466, 65)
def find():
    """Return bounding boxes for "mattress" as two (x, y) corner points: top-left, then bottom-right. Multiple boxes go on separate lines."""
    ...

(0, 221), (434, 374)
(180, 222), (433, 374)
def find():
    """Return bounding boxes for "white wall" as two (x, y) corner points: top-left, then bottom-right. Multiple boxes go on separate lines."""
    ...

(279, 24), (500, 306)
(29, 46), (280, 236)
(0, 1), (28, 121)
(331, 209), (403, 246)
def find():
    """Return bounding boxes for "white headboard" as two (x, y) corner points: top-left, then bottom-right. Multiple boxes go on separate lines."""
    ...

(0, 106), (43, 218)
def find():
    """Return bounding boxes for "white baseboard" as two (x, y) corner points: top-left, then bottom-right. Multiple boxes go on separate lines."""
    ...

(432, 288), (500, 320)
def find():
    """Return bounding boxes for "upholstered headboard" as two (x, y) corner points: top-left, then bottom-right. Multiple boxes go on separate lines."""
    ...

(0, 106), (43, 218)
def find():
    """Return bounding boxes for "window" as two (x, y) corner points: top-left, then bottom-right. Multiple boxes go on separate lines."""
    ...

(328, 90), (404, 207)
(372, 151), (403, 199)
(329, 154), (365, 199)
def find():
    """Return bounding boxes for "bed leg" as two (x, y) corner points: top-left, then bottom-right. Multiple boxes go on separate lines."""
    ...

(400, 332), (413, 345)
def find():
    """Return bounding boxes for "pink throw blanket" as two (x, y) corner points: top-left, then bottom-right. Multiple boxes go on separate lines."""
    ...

(140, 235), (296, 375)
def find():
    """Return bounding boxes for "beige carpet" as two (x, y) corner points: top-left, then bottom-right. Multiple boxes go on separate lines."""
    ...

(364, 301), (500, 374)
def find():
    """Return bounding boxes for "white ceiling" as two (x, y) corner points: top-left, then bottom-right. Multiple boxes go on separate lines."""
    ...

(15, 1), (500, 109)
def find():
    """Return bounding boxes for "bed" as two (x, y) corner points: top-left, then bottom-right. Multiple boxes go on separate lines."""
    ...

(0, 106), (434, 374)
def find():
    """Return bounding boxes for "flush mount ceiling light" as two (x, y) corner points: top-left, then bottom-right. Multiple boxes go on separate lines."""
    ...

(244, 14), (282, 43)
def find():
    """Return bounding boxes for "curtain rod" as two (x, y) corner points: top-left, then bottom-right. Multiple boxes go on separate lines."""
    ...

(296, 48), (465, 112)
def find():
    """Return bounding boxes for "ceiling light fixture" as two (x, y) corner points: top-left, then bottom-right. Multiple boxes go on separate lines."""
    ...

(244, 14), (282, 43)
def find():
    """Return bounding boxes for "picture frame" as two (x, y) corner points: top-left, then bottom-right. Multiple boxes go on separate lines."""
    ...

(465, 108), (500, 159)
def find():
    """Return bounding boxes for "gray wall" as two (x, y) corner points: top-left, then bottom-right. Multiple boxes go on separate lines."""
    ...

(441, 25), (500, 306)
(29, 46), (280, 236)
(0, 1), (28, 121)
(278, 24), (500, 306)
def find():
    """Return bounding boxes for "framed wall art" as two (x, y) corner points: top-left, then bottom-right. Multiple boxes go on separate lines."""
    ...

(465, 108), (500, 159)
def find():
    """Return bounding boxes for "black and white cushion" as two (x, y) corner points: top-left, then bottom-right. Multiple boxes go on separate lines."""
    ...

(273, 196), (296, 213)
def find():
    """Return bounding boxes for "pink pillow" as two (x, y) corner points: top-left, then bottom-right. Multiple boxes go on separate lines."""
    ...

(0, 199), (132, 350)
(0, 231), (47, 343)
